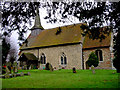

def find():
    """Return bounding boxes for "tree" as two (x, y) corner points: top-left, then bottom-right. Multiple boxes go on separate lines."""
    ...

(86, 52), (99, 67)
(1, 2), (41, 44)
(2, 38), (10, 65)
(113, 30), (120, 73)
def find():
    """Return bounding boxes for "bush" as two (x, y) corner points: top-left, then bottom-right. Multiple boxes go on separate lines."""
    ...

(86, 52), (99, 67)
(113, 57), (120, 73)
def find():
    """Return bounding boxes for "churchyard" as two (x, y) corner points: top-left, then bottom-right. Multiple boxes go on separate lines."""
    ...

(1, 69), (119, 88)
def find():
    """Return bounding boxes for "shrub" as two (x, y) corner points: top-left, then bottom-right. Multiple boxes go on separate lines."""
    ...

(86, 52), (99, 67)
(113, 57), (120, 73)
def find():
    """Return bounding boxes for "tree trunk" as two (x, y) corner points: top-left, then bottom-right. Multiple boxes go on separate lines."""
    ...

(117, 68), (120, 73)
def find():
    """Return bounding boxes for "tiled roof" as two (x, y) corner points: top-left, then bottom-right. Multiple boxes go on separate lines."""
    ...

(20, 23), (111, 50)
(18, 53), (38, 61)
(20, 23), (84, 50)
(24, 53), (38, 60)
(83, 32), (111, 49)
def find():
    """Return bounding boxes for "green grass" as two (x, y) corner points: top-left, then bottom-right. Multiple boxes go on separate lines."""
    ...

(1, 69), (120, 88)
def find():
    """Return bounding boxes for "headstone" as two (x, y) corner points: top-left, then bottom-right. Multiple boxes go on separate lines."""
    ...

(13, 61), (18, 73)
(45, 63), (50, 70)
(29, 65), (31, 70)
(6, 66), (10, 74)
(58, 65), (62, 70)
(31, 64), (33, 69)
(45, 63), (54, 71)
(13, 62), (18, 77)
(91, 65), (95, 74)
(6, 62), (12, 73)
(28, 72), (30, 76)
(5, 73), (10, 79)
(73, 67), (76, 73)
(20, 72), (24, 76)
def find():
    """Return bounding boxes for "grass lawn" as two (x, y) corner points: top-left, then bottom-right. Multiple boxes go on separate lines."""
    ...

(1, 69), (119, 88)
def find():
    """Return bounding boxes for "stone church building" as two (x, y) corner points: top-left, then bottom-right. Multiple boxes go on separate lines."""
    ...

(19, 9), (114, 70)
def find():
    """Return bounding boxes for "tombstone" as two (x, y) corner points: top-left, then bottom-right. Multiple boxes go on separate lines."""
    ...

(30, 64), (34, 69)
(29, 65), (32, 70)
(73, 67), (76, 73)
(6, 62), (12, 73)
(6, 66), (10, 74)
(13, 61), (18, 77)
(91, 65), (95, 74)
(45, 63), (50, 70)
(45, 63), (53, 71)
(5, 66), (11, 79)
(28, 72), (30, 76)
(58, 65), (62, 70)
(5, 73), (10, 79)
(20, 72), (24, 76)
(23, 61), (27, 70)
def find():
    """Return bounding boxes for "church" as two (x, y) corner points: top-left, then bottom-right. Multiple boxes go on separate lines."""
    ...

(18, 8), (114, 70)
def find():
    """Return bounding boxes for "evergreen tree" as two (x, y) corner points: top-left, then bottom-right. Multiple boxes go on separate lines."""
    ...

(86, 52), (99, 67)
(113, 30), (120, 73)
(2, 38), (10, 65)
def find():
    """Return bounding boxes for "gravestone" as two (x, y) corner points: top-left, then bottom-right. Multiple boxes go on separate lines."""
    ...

(6, 66), (10, 74)
(91, 65), (95, 74)
(20, 72), (24, 76)
(13, 61), (18, 77)
(73, 67), (76, 73)
(23, 62), (27, 70)
(45, 63), (50, 70)
(45, 63), (53, 71)
(49, 64), (53, 72)
(6, 62), (12, 73)
(58, 65), (62, 70)
(5, 66), (10, 79)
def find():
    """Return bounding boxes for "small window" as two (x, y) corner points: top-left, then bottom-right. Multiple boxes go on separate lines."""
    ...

(40, 53), (46, 64)
(95, 50), (103, 61)
(61, 56), (63, 65)
(64, 57), (67, 64)
(61, 53), (67, 65)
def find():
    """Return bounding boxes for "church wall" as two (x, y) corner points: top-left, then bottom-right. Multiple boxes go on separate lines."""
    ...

(39, 44), (83, 70)
(83, 48), (112, 69)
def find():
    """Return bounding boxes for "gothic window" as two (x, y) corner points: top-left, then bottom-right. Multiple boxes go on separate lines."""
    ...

(40, 53), (46, 64)
(61, 52), (67, 65)
(95, 50), (103, 61)
(61, 56), (63, 65)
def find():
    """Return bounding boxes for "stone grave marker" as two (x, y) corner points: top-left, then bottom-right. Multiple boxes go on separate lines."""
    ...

(49, 64), (54, 72)
(46, 63), (53, 71)
(91, 65), (95, 74)
(5, 66), (10, 79)
(73, 67), (76, 73)
(20, 72), (24, 76)
(13, 61), (18, 77)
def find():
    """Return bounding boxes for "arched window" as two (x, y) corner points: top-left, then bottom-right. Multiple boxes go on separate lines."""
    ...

(40, 53), (46, 64)
(61, 52), (67, 65)
(95, 50), (103, 61)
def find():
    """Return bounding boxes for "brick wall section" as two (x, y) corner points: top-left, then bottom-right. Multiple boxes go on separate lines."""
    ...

(83, 48), (112, 69)
(21, 44), (83, 69)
